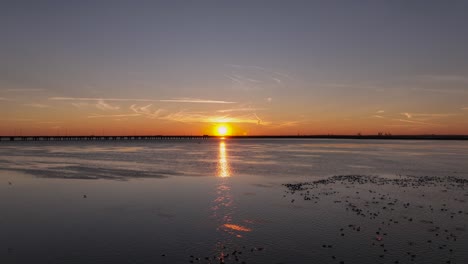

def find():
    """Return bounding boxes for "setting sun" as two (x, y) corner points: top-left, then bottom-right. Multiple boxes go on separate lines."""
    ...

(215, 125), (230, 136)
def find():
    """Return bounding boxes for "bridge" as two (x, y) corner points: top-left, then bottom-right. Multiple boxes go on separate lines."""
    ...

(0, 135), (467, 142)
(0, 135), (210, 141)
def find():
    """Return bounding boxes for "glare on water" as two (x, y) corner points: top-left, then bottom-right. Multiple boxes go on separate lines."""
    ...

(1, 139), (468, 263)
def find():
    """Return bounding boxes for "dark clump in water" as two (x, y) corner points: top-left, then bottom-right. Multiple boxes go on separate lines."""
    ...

(283, 174), (468, 263)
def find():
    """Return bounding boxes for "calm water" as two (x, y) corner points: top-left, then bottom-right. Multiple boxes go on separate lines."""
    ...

(1, 139), (467, 264)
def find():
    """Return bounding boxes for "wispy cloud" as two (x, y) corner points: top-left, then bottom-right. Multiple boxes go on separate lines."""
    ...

(217, 107), (265, 113)
(224, 74), (262, 90)
(71, 102), (90, 108)
(225, 64), (292, 79)
(130, 104), (165, 118)
(130, 104), (152, 113)
(224, 74), (244, 85)
(0, 118), (34, 122)
(376, 110), (385, 113)
(410, 87), (468, 94)
(23, 103), (50, 108)
(50, 97), (157, 102)
(157, 110), (265, 124)
(265, 119), (310, 128)
(462, 107), (468, 110)
(402, 112), (412, 118)
(253, 113), (263, 124)
(88, 114), (141, 119)
(224, 64), (268, 71)
(50, 97), (235, 104)
(394, 119), (437, 126)
(0, 97), (9, 101)
(401, 112), (457, 119)
(236, 75), (261, 83)
(319, 83), (384, 92)
(224, 64), (291, 90)
(6, 88), (46, 92)
(159, 98), (236, 104)
(372, 115), (385, 118)
(275, 121), (303, 127)
(100, 103), (266, 124)
(418, 74), (468, 83)
(96, 100), (120, 111)
(272, 78), (281, 84)
(36, 121), (61, 124)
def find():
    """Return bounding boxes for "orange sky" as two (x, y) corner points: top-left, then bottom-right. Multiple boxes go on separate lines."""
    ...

(1, 99), (467, 136)
(1, 2), (468, 135)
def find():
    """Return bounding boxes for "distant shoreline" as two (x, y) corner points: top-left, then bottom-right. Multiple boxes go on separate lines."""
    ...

(1, 135), (467, 141)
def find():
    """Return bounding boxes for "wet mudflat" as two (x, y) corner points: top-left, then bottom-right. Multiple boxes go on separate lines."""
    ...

(1, 139), (467, 263)
(284, 175), (468, 264)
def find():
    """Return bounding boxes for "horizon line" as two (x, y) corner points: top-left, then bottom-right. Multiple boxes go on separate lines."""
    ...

(1, 134), (467, 140)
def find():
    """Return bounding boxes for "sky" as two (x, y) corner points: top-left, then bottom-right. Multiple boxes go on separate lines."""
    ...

(1, 0), (468, 136)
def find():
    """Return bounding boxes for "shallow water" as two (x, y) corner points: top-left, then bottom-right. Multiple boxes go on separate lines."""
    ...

(1, 139), (467, 263)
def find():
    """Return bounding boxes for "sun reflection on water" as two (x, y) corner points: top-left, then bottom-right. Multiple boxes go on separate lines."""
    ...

(217, 140), (231, 178)
(211, 140), (252, 245)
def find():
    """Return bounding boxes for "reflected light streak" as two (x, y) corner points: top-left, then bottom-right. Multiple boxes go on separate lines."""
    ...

(211, 139), (252, 247)
(223, 224), (252, 232)
(217, 141), (231, 177)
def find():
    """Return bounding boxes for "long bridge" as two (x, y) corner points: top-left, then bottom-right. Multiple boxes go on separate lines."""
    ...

(0, 135), (467, 142)
(0, 135), (210, 141)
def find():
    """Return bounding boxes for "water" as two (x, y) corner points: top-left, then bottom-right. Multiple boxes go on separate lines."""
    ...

(1, 139), (467, 264)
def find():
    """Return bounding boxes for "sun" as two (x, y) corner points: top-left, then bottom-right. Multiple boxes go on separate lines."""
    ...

(215, 124), (230, 136)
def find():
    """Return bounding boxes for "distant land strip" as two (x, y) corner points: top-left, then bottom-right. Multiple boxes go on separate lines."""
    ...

(0, 135), (467, 142)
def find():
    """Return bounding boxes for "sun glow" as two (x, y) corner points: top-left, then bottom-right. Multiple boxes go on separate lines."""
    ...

(215, 124), (230, 136)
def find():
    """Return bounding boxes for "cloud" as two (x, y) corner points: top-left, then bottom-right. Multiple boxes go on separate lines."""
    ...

(401, 112), (457, 119)
(0, 97), (9, 101)
(224, 64), (268, 71)
(462, 107), (468, 110)
(71, 102), (90, 108)
(224, 74), (262, 90)
(50, 97), (235, 104)
(36, 121), (61, 124)
(217, 108), (265, 113)
(418, 74), (468, 83)
(130, 104), (165, 118)
(319, 83), (383, 92)
(372, 115), (384, 118)
(253, 113), (263, 124)
(0, 118), (33, 122)
(159, 110), (265, 124)
(415, 113), (457, 117)
(88, 114), (141, 119)
(130, 104), (153, 113)
(410, 87), (468, 94)
(96, 100), (120, 111)
(159, 98), (235, 104)
(127, 104), (264, 124)
(232, 74), (261, 83)
(402, 112), (412, 118)
(23, 103), (50, 108)
(376, 110), (385, 113)
(264, 119), (310, 129)
(5, 88), (46, 92)
(394, 119), (437, 126)
(224, 74), (244, 85)
(266, 97), (272, 103)
(225, 64), (292, 79)
(224, 64), (291, 90)
(275, 121), (303, 127)
(50, 97), (157, 102)
(83, 102), (263, 124)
